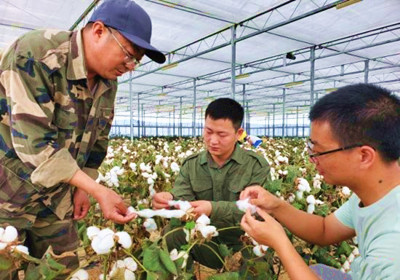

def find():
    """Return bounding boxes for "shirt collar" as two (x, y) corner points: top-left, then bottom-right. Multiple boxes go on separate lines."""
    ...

(200, 143), (245, 166)
(66, 29), (87, 81)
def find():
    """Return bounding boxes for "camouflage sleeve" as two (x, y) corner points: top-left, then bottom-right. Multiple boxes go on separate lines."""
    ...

(0, 52), (80, 188)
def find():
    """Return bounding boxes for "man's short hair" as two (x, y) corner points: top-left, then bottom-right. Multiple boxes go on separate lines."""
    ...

(205, 98), (244, 131)
(309, 83), (400, 162)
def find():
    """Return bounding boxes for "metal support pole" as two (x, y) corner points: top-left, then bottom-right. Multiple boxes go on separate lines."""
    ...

(173, 105), (176, 136)
(264, 117), (267, 136)
(272, 104), (276, 138)
(193, 79), (197, 137)
(137, 93), (140, 137)
(296, 106), (299, 137)
(246, 102), (250, 134)
(141, 104), (144, 137)
(179, 97), (183, 137)
(143, 109), (146, 137)
(169, 112), (171, 136)
(231, 25), (237, 99)
(242, 85), (246, 130)
(282, 89), (286, 138)
(129, 72), (133, 140)
(310, 46), (316, 106)
(364, 60), (369, 83)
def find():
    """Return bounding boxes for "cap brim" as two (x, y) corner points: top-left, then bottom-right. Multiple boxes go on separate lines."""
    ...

(120, 30), (166, 64)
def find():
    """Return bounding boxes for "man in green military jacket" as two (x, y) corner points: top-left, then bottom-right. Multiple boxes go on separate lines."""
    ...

(152, 98), (271, 269)
(0, 0), (165, 277)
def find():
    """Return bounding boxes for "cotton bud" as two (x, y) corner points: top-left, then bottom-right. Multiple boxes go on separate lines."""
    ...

(0, 226), (18, 243)
(12, 245), (29, 255)
(341, 186), (351, 196)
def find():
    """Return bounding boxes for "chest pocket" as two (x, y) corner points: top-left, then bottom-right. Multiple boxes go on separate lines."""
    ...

(191, 177), (213, 200)
(97, 107), (113, 131)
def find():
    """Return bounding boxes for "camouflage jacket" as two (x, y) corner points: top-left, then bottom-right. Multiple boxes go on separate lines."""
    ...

(0, 29), (117, 224)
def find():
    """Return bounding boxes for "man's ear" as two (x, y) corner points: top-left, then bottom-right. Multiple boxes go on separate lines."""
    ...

(359, 145), (376, 169)
(91, 21), (107, 41)
(236, 127), (244, 139)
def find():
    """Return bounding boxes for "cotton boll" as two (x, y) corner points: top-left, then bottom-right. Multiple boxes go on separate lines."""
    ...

(70, 269), (89, 280)
(1, 226), (18, 243)
(168, 200), (192, 212)
(127, 206), (136, 215)
(129, 163), (137, 172)
(115, 231), (132, 249)
(0, 242), (7, 250)
(124, 269), (136, 280)
(87, 226), (100, 240)
(253, 245), (265, 257)
(124, 257), (138, 272)
(13, 245), (29, 255)
(196, 214), (210, 225)
(341, 186), (351, 196)
(236, 198), (257, 214)
(143, 218), (158, 232)
(170, 162), (180, 173)
(306, 195), (316, 204)
(198, 225), (218, 238)
(307, 204), (315, 214)
(342, 260), (350, 270)
(91, 229), (115, 255)
(135, 209), (156, 218)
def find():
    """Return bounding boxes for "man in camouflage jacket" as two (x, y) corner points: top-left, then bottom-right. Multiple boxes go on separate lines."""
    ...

(0, 0), (165, 276)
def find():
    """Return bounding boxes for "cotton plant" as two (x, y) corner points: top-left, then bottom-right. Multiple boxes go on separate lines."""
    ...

(70, 269), (89, 280)
(0, 226), (29, 255)
(194, 214), (218, 239)
(105, 257), (137, 280)
(169, 248), (189, 269)
(87, 226), (132, 255)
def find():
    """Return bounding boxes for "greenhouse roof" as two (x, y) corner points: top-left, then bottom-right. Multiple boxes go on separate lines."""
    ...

(1, 0), (399, 121)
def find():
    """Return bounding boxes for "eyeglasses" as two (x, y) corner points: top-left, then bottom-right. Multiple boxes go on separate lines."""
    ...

(307, 139), (362, 161)
(108, 27), (141, 69)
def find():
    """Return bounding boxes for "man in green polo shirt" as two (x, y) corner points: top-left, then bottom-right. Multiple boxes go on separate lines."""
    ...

(152, 98), (271, 269)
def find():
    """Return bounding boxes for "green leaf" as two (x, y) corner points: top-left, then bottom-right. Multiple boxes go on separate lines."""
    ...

(143, 246), (163, 272)
(159, 249), (178, 275)
(336, 241), (353, 257)
(0, 255), (12, 270)
(265, 179), (282, 193)
(313, 248), (341, 269)
(209, 272), (240, 280)
(184, 221), (196, 230)
(218, 244), (232, 258)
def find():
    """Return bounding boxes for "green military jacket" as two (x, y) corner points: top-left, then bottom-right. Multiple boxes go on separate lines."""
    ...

(171, 144), (270, 245)
(0, 29), (117, 226)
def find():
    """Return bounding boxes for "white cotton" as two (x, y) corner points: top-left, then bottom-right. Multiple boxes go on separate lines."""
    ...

(287, 193), (295, 203)
(236, 198), (257, 214)
(296, 190), (304, 200)
(149, 186), (156, 197)
(170, 162), (180, 173)
(147, 177), (154, 186)
(313, 179), (321, 189)
(315, 199), (324, 205)
(143, 218), (158, 232)
(127, 206), (136, 215)
(129, 163), (137, 172)
(158, 209), (186, 219)
(13, 245), (29, 255)
(342, 260), (350, 270)
(347, 253), (355, 262)
(341, 186), (351, 196)
(124, 257), (138, 272)
(135, 209), (155, 218)
(115, 231), (132, 249)
(297, 178), (311, 192)
(352, 247), (359, 255)
(0, 242), (7, 250)
(70, 269), (89, 280)
(151, 173), (157, 180)
(168, 200), (192, 212)
(91, 228), (115, 255)
(253, 245), (265, 257)
(306, 195), (316, 204)
(170, 249), (188, 268)
(196, 214), (210, 225)
(198, 225), (218, 238)
(307, 204), (315, 214)
(142, 172), (151, 178)
(0, 226), (18, 243)
(124, 269), (136, 280)
(87, 226), (100, 240)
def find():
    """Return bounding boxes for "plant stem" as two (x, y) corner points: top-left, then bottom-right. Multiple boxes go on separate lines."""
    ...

(123, 249), (150, 273)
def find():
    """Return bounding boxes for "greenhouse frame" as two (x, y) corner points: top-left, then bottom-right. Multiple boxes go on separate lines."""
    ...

(1, 0), (399, 138)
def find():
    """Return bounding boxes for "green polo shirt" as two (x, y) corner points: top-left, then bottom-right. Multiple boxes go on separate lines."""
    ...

(171, 144), (270, 244)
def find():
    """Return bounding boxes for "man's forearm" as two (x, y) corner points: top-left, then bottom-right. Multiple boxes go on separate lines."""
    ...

(273, 201), (328, 245)
(68, 169), (100, 198)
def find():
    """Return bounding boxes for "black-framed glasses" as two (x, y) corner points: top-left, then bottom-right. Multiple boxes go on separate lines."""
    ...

(107, 27), (141, 69)
(307, 139), (363, 159)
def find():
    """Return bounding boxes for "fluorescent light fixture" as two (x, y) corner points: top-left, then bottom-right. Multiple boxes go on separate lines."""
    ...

(336, 0), (362, 9)
(284, 81), (304, 88)
(325, 87), (338, 93)
(235, 73), (250, 79)
(157, 93), (167, 97)
(161, 62), (179, 71)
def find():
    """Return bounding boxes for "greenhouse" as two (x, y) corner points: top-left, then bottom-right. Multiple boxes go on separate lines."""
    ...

(1, 0), (400, 279)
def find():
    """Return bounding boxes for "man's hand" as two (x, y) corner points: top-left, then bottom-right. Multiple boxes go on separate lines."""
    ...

(190, 200), (212, 217)
(240, 185), (282, 214)
(93, 186), (137, 224)
(241, 208), (287, 249)
(73, 188), (90, 220)
(152, 192), (173, 209)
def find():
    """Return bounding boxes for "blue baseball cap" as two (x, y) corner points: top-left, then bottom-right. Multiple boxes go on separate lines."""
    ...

(89, 0), (166, 64)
